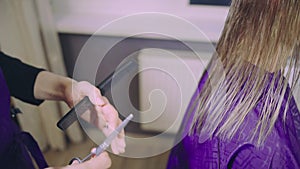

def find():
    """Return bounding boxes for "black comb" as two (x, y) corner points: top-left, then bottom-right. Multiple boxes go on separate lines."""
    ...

(57, 59), (137, 131)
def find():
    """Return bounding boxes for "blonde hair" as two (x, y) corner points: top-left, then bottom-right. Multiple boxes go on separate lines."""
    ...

(191, 0), (300, 145)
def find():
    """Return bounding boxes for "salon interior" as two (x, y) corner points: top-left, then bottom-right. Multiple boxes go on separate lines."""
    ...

(1, 0), (298, 168)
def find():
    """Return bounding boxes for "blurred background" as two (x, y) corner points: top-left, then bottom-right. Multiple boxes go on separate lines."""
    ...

(4, 0), (282, 168)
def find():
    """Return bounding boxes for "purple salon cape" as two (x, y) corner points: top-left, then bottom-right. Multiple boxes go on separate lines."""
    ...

(0, 68), (48, 169)
(167, 71), (300, 169)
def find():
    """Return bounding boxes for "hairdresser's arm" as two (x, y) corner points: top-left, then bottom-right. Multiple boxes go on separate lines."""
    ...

(34, 71), (125, 154)
(33, 71), (104, 107)
(0, 51), (44, 105)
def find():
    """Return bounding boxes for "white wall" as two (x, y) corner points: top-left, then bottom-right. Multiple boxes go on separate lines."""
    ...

(50, 1), (300, 132)
(50, 0), (229, 42)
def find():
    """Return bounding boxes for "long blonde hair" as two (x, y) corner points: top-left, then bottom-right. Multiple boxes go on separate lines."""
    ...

(191, 0), (300, 145)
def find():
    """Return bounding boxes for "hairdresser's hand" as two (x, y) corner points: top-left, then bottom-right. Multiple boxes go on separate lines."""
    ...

(69, 149), (111, 169)
(46, 149), (111, 169)
(34, 71), (125, 154)
(34, 71), (125, 153)
(64, 81), (126, 154)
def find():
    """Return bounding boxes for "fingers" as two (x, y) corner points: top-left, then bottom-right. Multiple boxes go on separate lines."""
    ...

(115, 119), (126, 152)
(96, 106), (126, 154)
(73, 81), (106, 106)
(73, 81), (127, 155)
(70, 151), (111, 169)
(70, 160), (80, 165)
(111, 136), (126, 154)
(109, 119), (126, 154)
(91, 147), (97, 154)
(69, 150), (111, 169)
(87, 151), (112, 169)
(101, 127), (125, 155)
(87, 86), (106, 106)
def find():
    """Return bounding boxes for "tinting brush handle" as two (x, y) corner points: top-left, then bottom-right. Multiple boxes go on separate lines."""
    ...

(57, 59), (137, 131)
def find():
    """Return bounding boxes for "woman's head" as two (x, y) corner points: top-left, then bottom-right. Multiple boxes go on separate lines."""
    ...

(191, 0), (300, 145)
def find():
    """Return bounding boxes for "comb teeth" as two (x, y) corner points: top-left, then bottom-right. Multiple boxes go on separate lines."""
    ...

(57, 96), (93, 130)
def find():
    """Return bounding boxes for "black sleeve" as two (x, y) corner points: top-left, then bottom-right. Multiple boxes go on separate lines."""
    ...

(0, 51), (45, 105)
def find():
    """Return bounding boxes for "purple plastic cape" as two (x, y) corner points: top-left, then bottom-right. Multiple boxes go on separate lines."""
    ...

(0, 68), (48, 169)
(167, 71), (300, 169)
